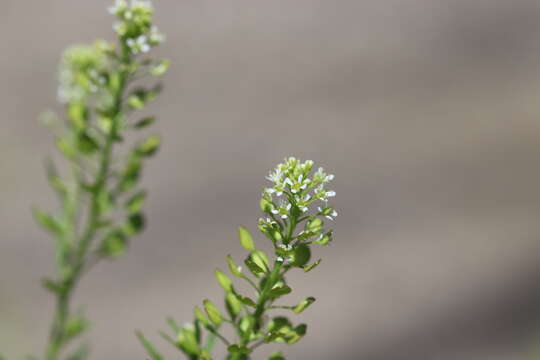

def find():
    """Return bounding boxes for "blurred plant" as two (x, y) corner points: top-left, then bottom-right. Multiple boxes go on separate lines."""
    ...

(138, 157), (337, 360)
(34, 1), (168, 359)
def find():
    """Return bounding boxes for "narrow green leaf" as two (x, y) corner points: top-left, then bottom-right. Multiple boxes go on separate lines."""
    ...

(136, 331), (164, 360)
(238, 226), (255, 251)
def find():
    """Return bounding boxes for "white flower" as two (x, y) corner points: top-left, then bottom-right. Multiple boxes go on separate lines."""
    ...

(108, 0), (127, 15)
(326, 190), (336, 198)
(325, 210), (338, 220)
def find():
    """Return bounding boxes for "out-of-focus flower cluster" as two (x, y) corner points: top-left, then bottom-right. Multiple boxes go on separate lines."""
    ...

(258, 157), (337, 249)
(58, 42), (111, 103)
(109, 0), (164, 55)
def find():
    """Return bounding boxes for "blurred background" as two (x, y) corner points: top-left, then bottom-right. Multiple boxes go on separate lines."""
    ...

(2, 0), (540, 359)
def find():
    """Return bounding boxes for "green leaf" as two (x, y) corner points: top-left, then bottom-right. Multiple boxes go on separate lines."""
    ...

(119, 154), (142, 192)
(67, 103), (89, 131)
(303, 259), (321, 272)
(227, 345), (252, 355)
(177, 324), (200, 356)
(33, 208), (62, 235)
(244, 257), (265, 277)
(136, 135), (161, 157)
(226, 255), (243, 277)
(287, 324), (307, 344)
(100, 230), (127, 258)
(203, 299), (223, 326)
(134, 116), (156, 129)
(306, 218), (323, 233)
(136, 331), (165, 360)
(293, 297), (316, 314)
(238, 226), (255, 251)
(65, 343), (90, 360)
(234, 294), (256, 307)
(313, 231), (332, 246)
(125, 190), (147, 214)
(291, 244), (311, 267)
(267, 285), (292, 299)
(56, 137), (77, 159)
(250, 250), (269, 272)
(150, 59), (170, 76)
(122, 213), (145, 236)
(225, 292), (242, 319)
(214, 269), (233, 292)
(64, 314), (89, 340)
(77, 132), (99, 154)
(45, 159), (67, 197)
(194, 306), (209, 327)
(42, 278), (65, 295)
(268, 352), (286, 360)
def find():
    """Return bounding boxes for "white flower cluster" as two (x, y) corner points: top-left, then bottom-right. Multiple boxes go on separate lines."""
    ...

(263, 157), (337, 220)
(109, 0), (165, 55)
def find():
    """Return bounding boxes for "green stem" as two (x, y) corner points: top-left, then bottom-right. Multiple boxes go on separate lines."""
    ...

(45, 52), (130, 360)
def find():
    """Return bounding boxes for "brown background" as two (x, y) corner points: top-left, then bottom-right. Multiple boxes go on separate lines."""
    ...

(2, 0), (540, 359)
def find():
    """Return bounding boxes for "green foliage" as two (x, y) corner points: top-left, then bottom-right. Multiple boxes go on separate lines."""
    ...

(139, 157), (337, 359)
(36, 1), (168, 359)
